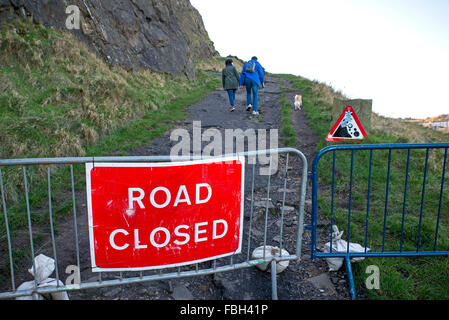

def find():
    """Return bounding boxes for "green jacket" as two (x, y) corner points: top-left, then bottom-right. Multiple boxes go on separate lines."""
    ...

(222, 65), (240, 90)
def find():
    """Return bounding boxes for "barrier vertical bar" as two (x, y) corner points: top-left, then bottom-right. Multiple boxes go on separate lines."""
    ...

(47, 166), (60, 286)
(263, 158), (273, 260)
(295, 149), (308, 259)
(271, 260), (278, 300)
(23, 166), (38, 299)
(417, 148), (429, 252)
(382, 149), (392, 252)
(364, 150), (373, 253)
(345, 256), (356, 299)
(311, 152), (318, 260)
(246, 164), (256, 261)
(346, 150), (354, 253)
(70, 164), (81, 283)
(434, 148), (447, 250)
(279, 154), (289, 256)
(330, 151), (336, 253)
(0, 168), (15, 291)
(400, 149), (410, 252)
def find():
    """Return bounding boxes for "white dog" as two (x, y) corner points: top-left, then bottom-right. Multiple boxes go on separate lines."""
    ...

(294, 94), (303, 111)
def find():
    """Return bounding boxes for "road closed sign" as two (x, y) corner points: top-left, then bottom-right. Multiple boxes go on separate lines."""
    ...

(86, 157), (245, 272)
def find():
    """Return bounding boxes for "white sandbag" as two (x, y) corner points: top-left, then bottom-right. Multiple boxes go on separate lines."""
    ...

(251, 246), (290, 274)
(322, 225), (369, 271)
(15, 281), (45, 300)
(28, 254), (55, 283)
(16, 254), (69, 300)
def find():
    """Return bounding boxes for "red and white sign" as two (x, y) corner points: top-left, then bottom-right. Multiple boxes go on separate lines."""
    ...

(326, 106), (368, 142)
(86, 157), (245, 272)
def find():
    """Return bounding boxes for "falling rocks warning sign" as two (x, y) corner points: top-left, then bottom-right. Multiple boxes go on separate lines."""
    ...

(326, 106), (368, 142)
(86, 157), (245, 272)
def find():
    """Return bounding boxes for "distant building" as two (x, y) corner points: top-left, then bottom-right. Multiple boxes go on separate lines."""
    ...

(405, 114), (449, 132)
(429, 121), (449, 130)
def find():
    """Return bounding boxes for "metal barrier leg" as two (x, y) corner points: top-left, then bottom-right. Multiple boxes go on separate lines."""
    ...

(344, 256), (357, 299)
(271, 260), (278, 300)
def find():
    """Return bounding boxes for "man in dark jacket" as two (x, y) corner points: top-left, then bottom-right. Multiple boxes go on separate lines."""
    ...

(239, 56), (265, 116)
(222, 59), (240, 112)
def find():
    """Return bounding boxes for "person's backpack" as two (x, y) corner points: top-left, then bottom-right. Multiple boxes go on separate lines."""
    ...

(245, 61), (256, 73)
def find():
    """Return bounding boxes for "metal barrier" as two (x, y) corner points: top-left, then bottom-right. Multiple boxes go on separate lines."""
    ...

(0, 148), (307, 300)
(310, 143), (449, 299)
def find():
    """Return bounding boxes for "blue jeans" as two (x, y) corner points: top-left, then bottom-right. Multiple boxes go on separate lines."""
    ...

(227, 89), (236, 107)
(245, 78), (259, 111)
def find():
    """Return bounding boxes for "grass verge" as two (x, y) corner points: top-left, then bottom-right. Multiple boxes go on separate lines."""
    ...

(280, 94), (297, 147)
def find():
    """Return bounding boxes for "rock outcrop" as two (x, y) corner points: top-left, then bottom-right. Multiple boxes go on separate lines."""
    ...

(0, 0), (217, 78)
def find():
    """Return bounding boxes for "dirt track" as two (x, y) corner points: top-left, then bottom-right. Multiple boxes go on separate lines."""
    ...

(1, 74), (353, 300)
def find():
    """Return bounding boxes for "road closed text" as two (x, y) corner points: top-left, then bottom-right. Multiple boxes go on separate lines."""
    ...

(109, 219), (229, 250)
(128, 183), (212, 210)
(86, 157), (244, 271)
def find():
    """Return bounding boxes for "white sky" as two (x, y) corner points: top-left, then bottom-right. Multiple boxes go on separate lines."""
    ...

(191, 0), (449, 119)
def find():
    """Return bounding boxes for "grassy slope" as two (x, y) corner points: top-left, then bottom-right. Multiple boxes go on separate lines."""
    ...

(0, 19), (221, 275)
(0, 19), (222, 160)
(276, 73), (449, 299)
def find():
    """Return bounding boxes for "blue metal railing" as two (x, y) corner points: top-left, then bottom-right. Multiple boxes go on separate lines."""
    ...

(310, 143), (449, 299)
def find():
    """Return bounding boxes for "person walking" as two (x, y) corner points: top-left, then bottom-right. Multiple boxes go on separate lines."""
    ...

(222, 58), (240, 112)
(239, 56), (265, 116)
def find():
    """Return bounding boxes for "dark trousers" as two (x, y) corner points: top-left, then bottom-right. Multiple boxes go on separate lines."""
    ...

(227, 89), (236, 107)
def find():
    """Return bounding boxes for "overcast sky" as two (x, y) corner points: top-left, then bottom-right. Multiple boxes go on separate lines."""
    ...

(191, 0), (449, 119)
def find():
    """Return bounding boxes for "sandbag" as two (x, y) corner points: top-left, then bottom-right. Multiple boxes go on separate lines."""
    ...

(322, 225), (369, 271)
(251, 246), (290, 274)
(16, 254), (69, 300)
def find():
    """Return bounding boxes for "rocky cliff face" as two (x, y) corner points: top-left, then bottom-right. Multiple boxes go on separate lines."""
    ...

(0, 0), (217, 78)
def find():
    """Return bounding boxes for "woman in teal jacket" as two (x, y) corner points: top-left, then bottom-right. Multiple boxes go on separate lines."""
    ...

(222, 59), (240, 112)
